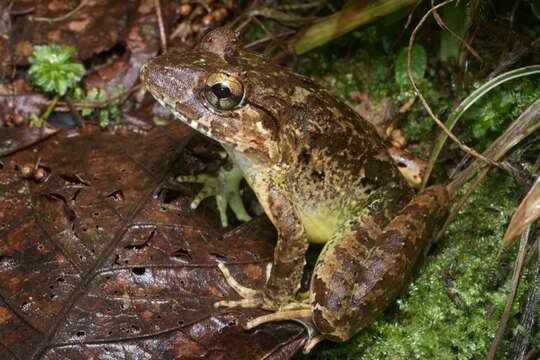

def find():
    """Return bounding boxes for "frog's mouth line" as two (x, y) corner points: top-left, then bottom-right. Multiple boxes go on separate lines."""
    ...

(150, 90), (207, 134)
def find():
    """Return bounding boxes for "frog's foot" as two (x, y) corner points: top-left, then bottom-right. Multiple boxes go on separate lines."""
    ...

(245, 306), (324, 354)
(177, 163), (251, 227)
(214, 261), (266, 308)
(214, 261), (287, 311)
(214, 262), (323, 353)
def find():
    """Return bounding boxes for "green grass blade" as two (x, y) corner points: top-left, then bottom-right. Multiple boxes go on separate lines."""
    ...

(424, 65), (540, 187)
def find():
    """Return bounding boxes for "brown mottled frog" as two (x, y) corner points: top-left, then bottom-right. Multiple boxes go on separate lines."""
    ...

(140, 27), (449, 352)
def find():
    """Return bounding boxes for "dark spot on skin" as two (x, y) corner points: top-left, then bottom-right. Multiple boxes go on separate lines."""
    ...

(312, 307), (334, 335)
(360, 178), (373, 193)
(298, 149), (310, 164)
(311, 169), (324, 181)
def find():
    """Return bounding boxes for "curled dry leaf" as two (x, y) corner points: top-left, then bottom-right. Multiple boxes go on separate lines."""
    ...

(0, 123), (305, 359)
(502, 176), (540, 248)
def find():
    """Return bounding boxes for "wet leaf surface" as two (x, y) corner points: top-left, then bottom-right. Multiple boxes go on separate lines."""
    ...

(0, 123), (305, 359)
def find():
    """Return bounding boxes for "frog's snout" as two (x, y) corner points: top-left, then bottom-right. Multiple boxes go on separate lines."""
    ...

(139, 59), (174, 104)
(139, 62), (149, 83)
(139, 61), (158, 89)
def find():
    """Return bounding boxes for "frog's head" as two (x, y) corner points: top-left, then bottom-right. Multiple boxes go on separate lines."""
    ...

(140, 27), (281, 164)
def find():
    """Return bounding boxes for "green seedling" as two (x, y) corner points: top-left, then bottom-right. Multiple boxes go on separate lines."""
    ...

(28, 44), (85, 126)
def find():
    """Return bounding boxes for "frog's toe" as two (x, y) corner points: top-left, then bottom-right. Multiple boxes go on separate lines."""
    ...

(229, 192), (252, 222)
(188, 182), (216, 209)
(176, 164), (251, 227)
(216, 261), (262, 299)
(176, 174), (213, 184)
(214, 297), (264, 309)
(215, 262), (324, 352)
(244, 308), (324, 354)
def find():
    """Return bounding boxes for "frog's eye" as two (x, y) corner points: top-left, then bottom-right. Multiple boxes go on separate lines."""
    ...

(205, 73), (244, 110)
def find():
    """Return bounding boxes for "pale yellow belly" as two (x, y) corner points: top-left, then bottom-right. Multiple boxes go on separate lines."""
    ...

(298, 207), (342, 244)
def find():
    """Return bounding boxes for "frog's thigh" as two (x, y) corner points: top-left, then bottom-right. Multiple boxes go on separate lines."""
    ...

(310, 185), (449, 342)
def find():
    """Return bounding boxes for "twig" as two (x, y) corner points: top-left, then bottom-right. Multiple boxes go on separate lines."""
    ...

(524, 233), (539, 266)
(437, 97), (540, 239)
(446, 97), (540, 198)
(153, 0), (167, 53)
(245, 30), (296, 50)
(250, 16), (289, 56)
(407, 0), (505, 189)
(487, 226), (530, 360)
(278, 1), (324, 11)
(441, 267), (467, 310)
(430, 0), (482, 62)
(437, 166), (488, 239)
(60, 84), (143, 110)
(31, 0), (89, 23)
(490, 37), (540, 79)
(232, 16), (253, 32)
(65, 97), (84, 128)
(510, 245), (539, 360)
(39, 95), (60, 124)
(404, 0), (424, 30)
(9, 3), (34, 16)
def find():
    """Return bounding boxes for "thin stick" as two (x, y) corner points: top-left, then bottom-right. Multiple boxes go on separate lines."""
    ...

(154, 0), (167, 53)
(437, 166), (488, 239)
(430, 0), (482, 62)
(407, 0), (504, 189)
(65, 97), (85, 128)
(32, 0), (89, 23)
(487, 226), (530, 359)
(245, 30), (296, 50)
(60, 84), (143, 110)
(510, 244), (539, 359)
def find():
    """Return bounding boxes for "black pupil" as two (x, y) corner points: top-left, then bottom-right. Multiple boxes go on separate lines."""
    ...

(211, 83), (231, 99)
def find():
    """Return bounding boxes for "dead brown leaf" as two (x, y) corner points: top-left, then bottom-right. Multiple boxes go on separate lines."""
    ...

(0, 123), (305, 359)
(502, 177), (540, 248)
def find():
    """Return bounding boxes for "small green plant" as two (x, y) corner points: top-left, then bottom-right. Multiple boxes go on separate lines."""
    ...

(28, 44), (85, 126)
(73, 85), (123, 129)
(394, 44), (427, 89)
(29, 45), (85, 96)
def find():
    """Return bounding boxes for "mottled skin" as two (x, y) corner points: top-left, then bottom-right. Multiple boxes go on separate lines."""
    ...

(140, 28), (449, 350)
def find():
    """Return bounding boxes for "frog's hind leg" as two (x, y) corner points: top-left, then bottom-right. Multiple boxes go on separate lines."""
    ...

(310, 185), (449, 342)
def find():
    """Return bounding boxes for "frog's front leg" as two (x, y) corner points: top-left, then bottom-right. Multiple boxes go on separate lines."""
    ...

(215, 183), (310, 310)
(177, 162), (251, 227)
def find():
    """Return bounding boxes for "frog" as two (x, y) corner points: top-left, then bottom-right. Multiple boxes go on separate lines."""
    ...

(140, 27), (449, 352)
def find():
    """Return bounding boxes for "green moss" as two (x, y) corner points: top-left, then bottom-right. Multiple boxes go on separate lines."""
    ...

(305, 174), (531, 359)
(459, 77), (540, 148)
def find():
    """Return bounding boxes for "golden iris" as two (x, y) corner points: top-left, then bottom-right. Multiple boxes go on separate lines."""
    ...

(204, 73), (244, 110)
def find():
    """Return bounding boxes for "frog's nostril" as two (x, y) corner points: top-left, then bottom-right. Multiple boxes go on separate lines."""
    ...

(140, 62), (159, 87)
(140, 64), (148, 81)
